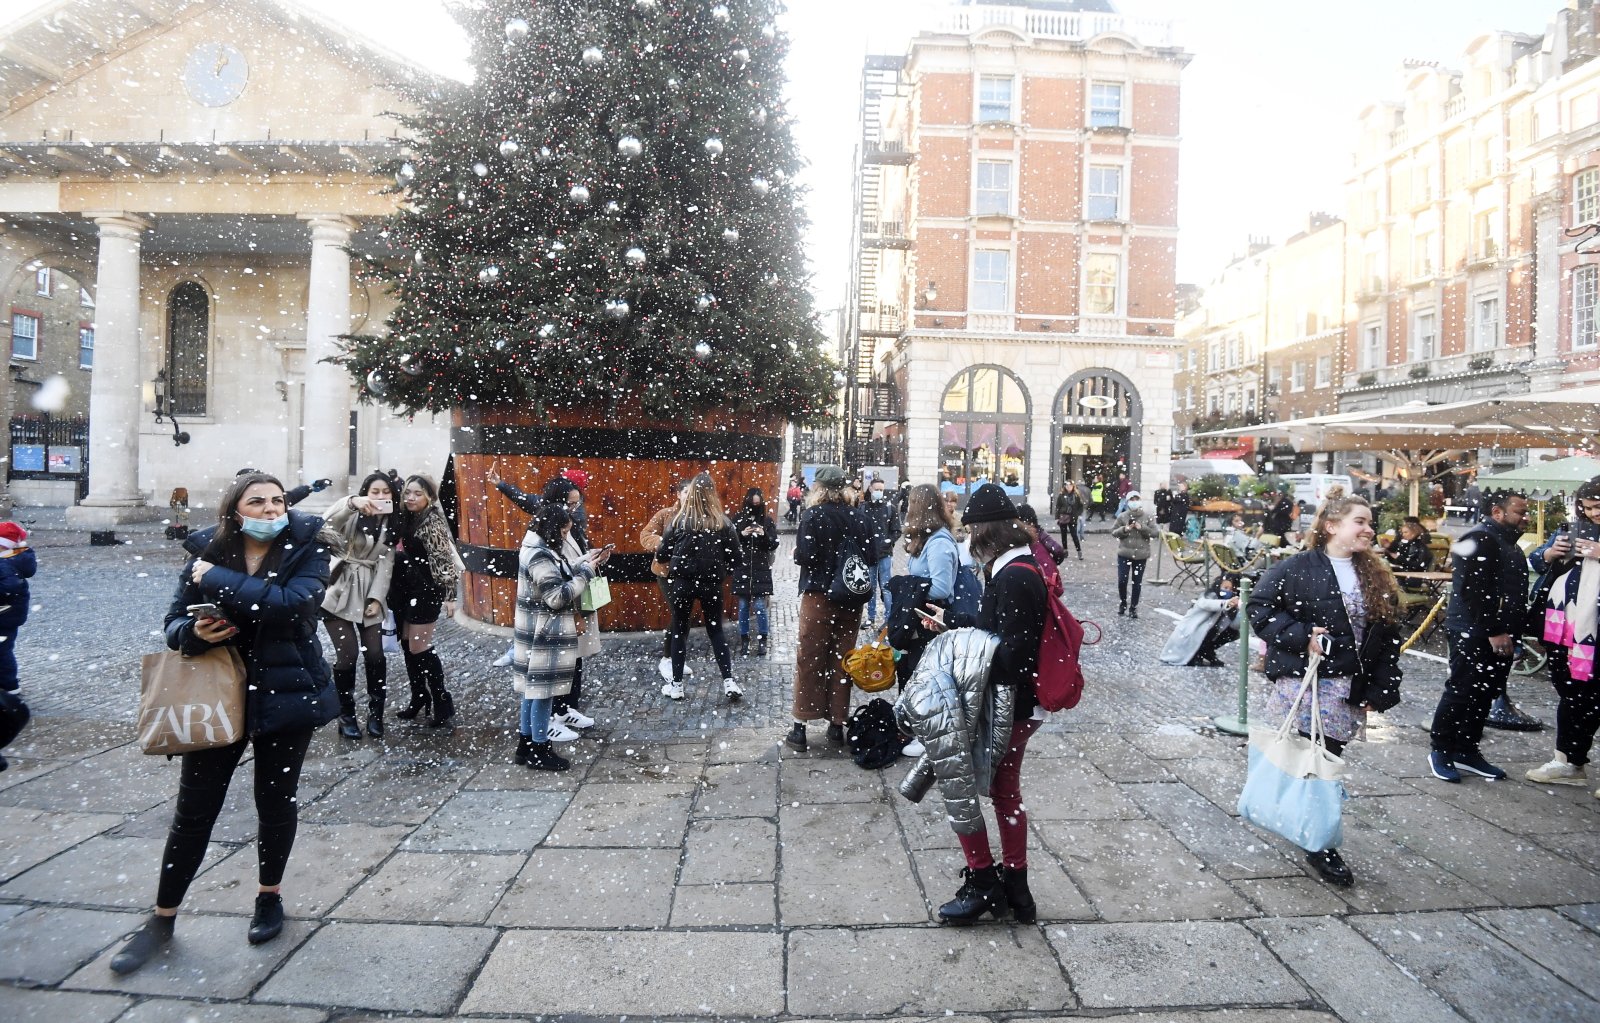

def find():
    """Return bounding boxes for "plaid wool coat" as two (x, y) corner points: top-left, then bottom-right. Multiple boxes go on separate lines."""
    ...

(513, 533), (594, 700)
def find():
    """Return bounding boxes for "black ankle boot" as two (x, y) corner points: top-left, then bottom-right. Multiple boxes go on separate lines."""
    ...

(755, 634), (768, 657)
(514, 734), (532, 765)
(938, 865), (1007, 925)
(365, 661), (387, 737)
(739, 634), (750, 657)
(395, 652), (429, 720)
(526, 740), (570, 771)
(428, 690), (456, 728)
(247, 893), (284, 945)
(110, 914), (175, 975)
(1118, 602), (1127, 616)
(1001, 866), (1036, 923)
(785, 722), (807, 752)
(334, 667), (361, 739)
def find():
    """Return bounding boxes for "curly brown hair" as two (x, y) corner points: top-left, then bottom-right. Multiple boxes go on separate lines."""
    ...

(1309, 485), (1400, 626)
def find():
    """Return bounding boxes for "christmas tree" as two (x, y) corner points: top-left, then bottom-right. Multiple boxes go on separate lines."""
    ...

(340, 0), (837, 423)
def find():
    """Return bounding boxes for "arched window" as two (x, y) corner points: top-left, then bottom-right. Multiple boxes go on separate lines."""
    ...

(939, 365), (1030, 501)
(166, 282), (208, 416)
(1053, 369), (1143, 498)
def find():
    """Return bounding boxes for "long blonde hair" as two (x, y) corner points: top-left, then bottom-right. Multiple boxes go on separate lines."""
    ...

(670, 472), (729, 533)
(1309, 485), (1399, 626)
(902, 483), (954, 556)
(806, 478), (848, 509)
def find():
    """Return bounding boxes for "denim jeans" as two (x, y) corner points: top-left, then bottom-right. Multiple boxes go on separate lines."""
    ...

(738, 596), (769, 637)
(866, 556), (894, 623)
(520, 696), (552, 742)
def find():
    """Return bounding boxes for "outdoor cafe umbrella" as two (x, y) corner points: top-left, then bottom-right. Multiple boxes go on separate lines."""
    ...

(1478, 454), (1600, 534)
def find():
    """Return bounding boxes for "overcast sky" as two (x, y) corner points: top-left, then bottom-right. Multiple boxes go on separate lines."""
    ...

(2, 0), (1562, 308)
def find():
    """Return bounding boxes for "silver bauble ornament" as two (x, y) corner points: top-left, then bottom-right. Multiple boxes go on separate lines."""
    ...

(550, 240), (568, 252)
(832, 371), (848, 388)
(472, 162), (489, 177)
(603, 298), (631, 320)
(400, 355), (425, 376)
(696, 293), (716, 311)
(695, 342), (713, 358)
(732, 47), (750, 65)
(712, 5), (730, 22)
(539, 323), (557, 339)
(478, 265), (501, 283)
(761, 23), (776, 40)
(751, 106), (768, 126)
(617, 135), (644, 158)
(366, 370), (389, 395)
(537, 146), (554, 163)
(750, 176), (770, 194)
(413, 249), (425, 266)
(582, 46), (604, 65)
(625, 247), (647, 266)
(396, 161), (415, 185)
(569, 184), (592, 205)
(704, 137), (724, 158)
(722, 227), (741, 244)
(636, 0), (659, 9)
(498, 139), (520, 158)
(505, 17), (530, 40)
(605, 200), (621, 213)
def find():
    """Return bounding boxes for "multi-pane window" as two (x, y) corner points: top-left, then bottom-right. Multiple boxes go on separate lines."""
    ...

(34, 267), (50, 296)
(1268, 366), (1283, 393)
(1291, 361), (1306, 391)
(1208, 342), (1220, 372)
(1473, 208), (1499, 260)
(971, 250), (1011, 311)
(1083, 253), (1120, 315)
(78, 325), (94, 369)
(978, 75), (1014, 122)
(1086, 165), (1122, 220)
(166, 282), (210, 416)
(10, 312), (38, 360)
(1089, 81), (1124, 127)
(1473, 295), (1501, 351)
(975, 160), (1013, 216)
(1412, 231), (1435, 279)
(1363, 323), (1384, 370)
(1315, 355), (1332, 388)
(1575, 265), (1598, 350)
(1575, 168), (1600, 227)
(1412, 162), (1435, 204)
(1412, 310), (1438, 362)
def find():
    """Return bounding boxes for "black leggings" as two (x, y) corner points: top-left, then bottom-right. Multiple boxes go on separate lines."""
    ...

(1117, 556), (1148, 608)
(156, 726), (315, 909)
(669, 589), (734, 683)
(1058, 522), (1081, 556)
(322, 614), (384, 671)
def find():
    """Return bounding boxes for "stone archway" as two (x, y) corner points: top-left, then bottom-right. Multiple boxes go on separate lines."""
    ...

(938, 364), (1032, 505)
(1051, 368), (1143, 498)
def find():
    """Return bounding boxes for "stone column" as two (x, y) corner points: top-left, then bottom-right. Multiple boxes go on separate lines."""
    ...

(298, 214), (358, 497)
(67, 213), (154, 529)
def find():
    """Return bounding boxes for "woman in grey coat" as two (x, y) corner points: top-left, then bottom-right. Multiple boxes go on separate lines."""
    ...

(513, 503), (608, 771)
(1110, 491), (1161, 618)
(320, 472), (398, 739)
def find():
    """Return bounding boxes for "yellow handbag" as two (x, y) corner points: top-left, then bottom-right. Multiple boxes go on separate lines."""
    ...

(843, 629), (896, 693)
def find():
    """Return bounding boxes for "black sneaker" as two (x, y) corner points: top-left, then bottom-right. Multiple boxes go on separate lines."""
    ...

(1453, 750), (1507, 780)
(826, 723), (845, 745)
(110, 915), (175, 974)
(1305, 848), (1354, 887)
(1428, 751), (1462, 783)
(247, 893), (284, 945)
(785, 722), (807, 752)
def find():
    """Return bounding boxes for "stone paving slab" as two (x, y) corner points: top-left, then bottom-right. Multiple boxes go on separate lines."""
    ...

(781, 756), (886, 804)
(1231, 876), (1352, 917)
(669, 881), (777, 927)
(64, 915), (314, 1000)
(254, 921), (496, 1014)
(404, 787), (569, 852)
(1127, 781), (1302, 881)
(1045, 1014), (1338, 1023)
(544, 781), (695, 847)
(909, 847), (1096, 923)
(778, 802), (926, 926)
(116, 999), (328, 1022)
(0, 906), (140, 985)
(787, 925), (1075, 1015)
(680, 817), (777, 884)
(1036, 818), (1254, 921)
(695, 760), (779, 817)
(1047, 919), (1308, 1010)
(1351, 911), (1600, 1023)
(0, 755), (69, 793)
(1325, 820), (1501, 914)
(1249, 915), (1470, 1023)
(1405, 771), (1600, 836)
(332, 851), (524, 925)
(489, 846), (679, 928)
(0, 986), (131, 1023)
(183, 823), (410, 917)
(0, 805), (123, 882)
(1164, 754), (1250, 815)
(1019, 758), (1145, 820)
(461, 929), (785, 1017)
(890, 785), (970, 850)
(0, 746), (176, 815)
(1471, 907), (1600, 1002)
(2, 836), (228, 910)
(1559, 902), (1600, 933)
(296, 754), (475, 826)
(1077, 734), (1178, 782)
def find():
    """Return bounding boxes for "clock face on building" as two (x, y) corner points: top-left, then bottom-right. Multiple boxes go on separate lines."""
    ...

(183, 43), (249, 107)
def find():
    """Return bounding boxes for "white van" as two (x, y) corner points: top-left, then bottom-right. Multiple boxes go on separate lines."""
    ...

(1281, 474), (1353, 516)
(1170, 458), (1256, 486)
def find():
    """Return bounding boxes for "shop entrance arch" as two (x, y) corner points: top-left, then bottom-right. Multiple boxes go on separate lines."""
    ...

(1053, 369), (1142, 499)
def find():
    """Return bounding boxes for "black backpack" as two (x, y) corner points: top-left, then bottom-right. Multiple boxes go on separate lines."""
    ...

(846, 698), (900, 770)
(827, 511), (874, 607)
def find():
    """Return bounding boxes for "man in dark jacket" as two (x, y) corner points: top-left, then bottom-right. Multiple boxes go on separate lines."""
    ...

(1427, 491), (1530, 782)
(1153, 486), (1173, 530)
(863, 477), (902, 628)
(1169, 482), (1192, 537)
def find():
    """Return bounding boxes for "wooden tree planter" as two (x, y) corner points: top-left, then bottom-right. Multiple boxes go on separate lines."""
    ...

(449, 404), (785, 632)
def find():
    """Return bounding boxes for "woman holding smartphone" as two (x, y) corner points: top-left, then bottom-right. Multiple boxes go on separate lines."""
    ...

(1525, 477), (1600, 790)
(320, 472), (398, 739)
(389, 474), (461, 727)
(110, 472), (337, 974)
(655, 473), (744, 702)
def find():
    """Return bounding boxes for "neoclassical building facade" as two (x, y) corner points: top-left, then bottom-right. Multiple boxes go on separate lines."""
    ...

(0, 0), (450, 520)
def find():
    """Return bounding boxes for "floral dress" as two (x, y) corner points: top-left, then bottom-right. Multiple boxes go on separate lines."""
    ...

(1264, 576), (1369, 744)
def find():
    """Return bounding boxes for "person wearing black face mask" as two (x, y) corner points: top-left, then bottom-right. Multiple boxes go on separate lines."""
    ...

(863, 478), (902, 630)
(733, 487), (779, 657)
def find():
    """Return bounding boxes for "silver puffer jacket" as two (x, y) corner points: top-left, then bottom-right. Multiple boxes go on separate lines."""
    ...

(893, 628), (1015, 835)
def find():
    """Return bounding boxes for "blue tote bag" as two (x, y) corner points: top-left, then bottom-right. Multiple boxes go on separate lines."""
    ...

(1237, 652), (1348, 852)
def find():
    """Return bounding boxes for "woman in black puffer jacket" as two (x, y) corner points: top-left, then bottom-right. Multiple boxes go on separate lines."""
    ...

(111, 472), (338, 975)
(654, 473), (744, 703)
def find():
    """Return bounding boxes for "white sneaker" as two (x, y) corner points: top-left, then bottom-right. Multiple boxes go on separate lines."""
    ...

(723, 677), (743, 701)
(492, 647), (515, 668)
(658, 657), (672, 683)
(902, 738), (926, 757)
(546, 720), (580, 742)
(685, 664), (696, 678)
(661, 680), (686, 701)
(1525, 757), (1588, 786)
(557, 707), (595, 729)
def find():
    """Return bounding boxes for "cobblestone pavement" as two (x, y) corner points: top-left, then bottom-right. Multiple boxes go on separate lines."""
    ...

(3, 514), (1599, 1021)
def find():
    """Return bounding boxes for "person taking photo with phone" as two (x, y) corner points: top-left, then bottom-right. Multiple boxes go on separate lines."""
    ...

(732, 487), (779, 658)
(110, 472), (339, 975)
(389, 474), (461, 728)
(1524, 477), (1600, 792)
(320, 472), (399, 739)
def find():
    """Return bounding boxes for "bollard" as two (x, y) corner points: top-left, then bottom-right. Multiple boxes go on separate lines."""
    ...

(1148, 528), (1170, 586)
(1213, 576), (1251, 736)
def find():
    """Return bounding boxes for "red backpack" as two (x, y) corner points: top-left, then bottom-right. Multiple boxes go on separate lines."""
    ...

(1014, 562), (1087, 711)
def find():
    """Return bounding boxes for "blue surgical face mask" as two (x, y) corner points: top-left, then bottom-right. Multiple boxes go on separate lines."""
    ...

(238, 513), (289, 541)
(1128, 500), (1143, 510)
